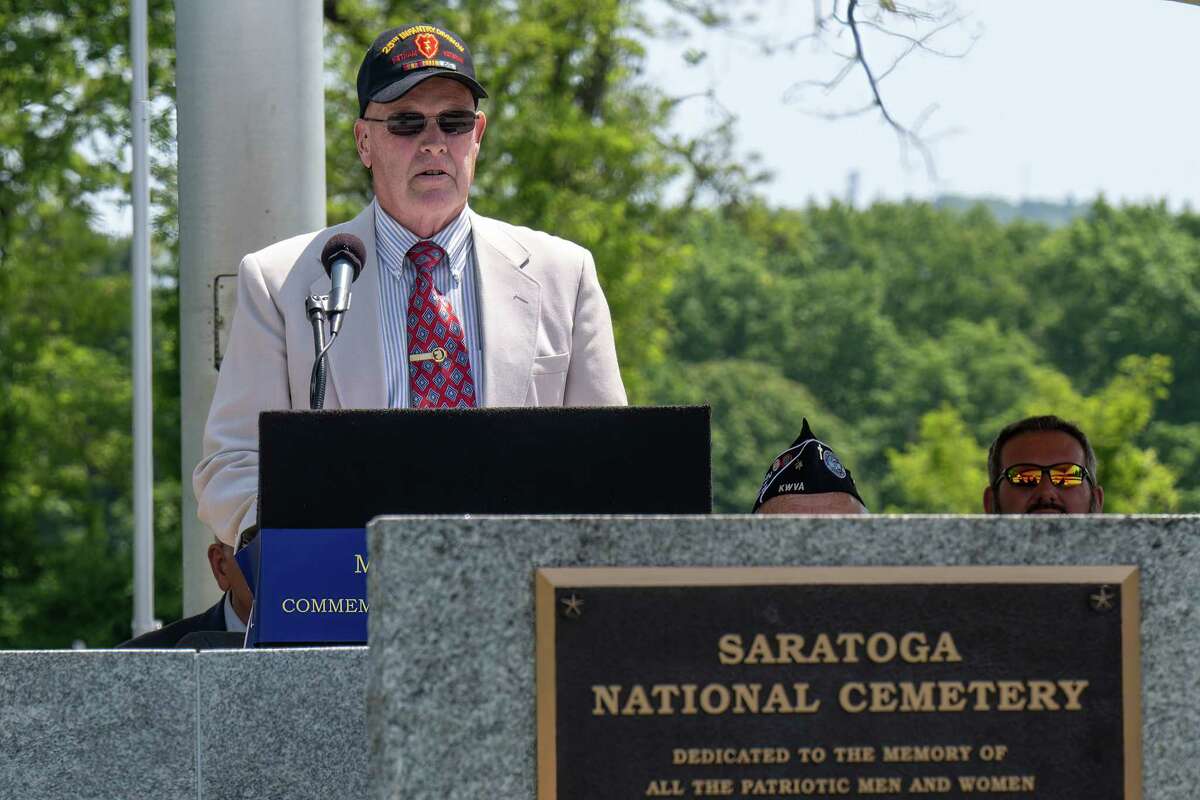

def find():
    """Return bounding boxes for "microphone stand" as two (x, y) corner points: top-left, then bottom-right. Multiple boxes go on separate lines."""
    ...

(306, 293), (334, 409)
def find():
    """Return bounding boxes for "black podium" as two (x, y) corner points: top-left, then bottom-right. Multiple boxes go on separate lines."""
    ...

(242, 406), (710, 646)
(258, 405), (712, 526)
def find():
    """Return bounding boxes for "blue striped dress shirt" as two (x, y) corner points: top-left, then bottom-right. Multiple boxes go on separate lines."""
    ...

(374, 199), (485, 408)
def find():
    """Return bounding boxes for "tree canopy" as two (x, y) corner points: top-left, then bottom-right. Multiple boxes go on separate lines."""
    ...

(655, 200), (1194, 512)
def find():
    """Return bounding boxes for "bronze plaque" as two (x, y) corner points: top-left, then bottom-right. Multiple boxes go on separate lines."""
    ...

(536, 566), (1140, 800)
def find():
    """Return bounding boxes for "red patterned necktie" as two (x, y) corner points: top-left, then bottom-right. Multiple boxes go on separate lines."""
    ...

(405, 240), (477, 408)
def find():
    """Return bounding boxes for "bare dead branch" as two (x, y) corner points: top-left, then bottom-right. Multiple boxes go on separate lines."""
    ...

(845, 0), (938, 178)
(797, 102), (880, 120)
(660, 0), (973, 180)
(856, 17), (976, 59)
(874, 38), (923, 83)
(770, 30), (826, 54)
(658, 0), (733, 27)
(845, 1), (896, 128)
(665, 90), (719, 109)
(783, 58), (858, 100)
(911, 102), (940, 132)
(871, 13), (977, 85)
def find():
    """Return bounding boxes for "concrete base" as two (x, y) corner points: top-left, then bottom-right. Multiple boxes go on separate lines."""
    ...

(0, 647), (366, 799)
(0, 651), (195, 799)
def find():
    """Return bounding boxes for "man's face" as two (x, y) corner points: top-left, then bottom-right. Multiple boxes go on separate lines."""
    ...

(353, 78), (486, 237)
(757, 492), (868, 515)
(984, 430), (1104, 514)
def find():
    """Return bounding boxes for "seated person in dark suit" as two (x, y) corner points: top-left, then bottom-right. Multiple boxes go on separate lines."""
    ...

(120, 539), (252, 647)
(752, 418), (868, 515)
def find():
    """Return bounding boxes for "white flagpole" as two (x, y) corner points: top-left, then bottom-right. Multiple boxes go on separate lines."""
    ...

(130, 0), (157, 638)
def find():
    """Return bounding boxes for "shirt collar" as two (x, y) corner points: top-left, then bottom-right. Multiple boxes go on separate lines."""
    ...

(224, 592), (247, 633)
(374, 198), (473, 280)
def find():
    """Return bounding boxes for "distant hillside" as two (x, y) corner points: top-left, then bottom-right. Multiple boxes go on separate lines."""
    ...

(934, 194), (1088, 227)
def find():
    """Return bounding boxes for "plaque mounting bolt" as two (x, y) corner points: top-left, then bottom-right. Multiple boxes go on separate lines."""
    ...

(561, 593), (585, 619)
(1090, 585), (1116, 612)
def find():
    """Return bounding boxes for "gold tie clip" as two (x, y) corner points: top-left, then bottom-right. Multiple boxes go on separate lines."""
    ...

(409, 347), (448, 364)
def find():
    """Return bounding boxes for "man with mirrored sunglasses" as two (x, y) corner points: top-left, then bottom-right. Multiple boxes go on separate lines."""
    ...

(194, 23), (627, 548)
(983, 415), (1104, 515)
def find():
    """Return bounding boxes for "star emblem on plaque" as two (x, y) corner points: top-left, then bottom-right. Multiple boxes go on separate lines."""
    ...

(560, 593), (584, 619)
(1090, 584), (1116, 612)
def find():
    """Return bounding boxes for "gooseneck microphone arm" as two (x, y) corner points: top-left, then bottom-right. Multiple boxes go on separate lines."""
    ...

(306, 293), (331, 409)
(308, 234), (367, 409)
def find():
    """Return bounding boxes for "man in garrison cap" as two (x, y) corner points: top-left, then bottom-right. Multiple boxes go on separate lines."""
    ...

(194, 23), (627, 549)
(752, 419), (868, 514)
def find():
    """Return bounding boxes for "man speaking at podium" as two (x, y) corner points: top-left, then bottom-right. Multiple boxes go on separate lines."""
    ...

(194, 23), (627, 547)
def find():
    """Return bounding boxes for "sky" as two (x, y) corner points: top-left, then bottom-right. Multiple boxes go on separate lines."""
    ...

(642, 0), (1200, 209)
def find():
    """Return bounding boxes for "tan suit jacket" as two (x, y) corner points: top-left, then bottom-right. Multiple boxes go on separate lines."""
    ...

(193, 204), (627, 546)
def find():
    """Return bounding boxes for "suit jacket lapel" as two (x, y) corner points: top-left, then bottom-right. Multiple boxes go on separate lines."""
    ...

(471, 212), (540, 406)
(308, 205), (387, 409)
(205, 597), (228, 632)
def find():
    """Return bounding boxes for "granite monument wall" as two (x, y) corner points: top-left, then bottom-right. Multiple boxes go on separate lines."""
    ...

(367, 514), (1198, 800)
(3, 515), (1194, 799)
(0, 646), (367, 799)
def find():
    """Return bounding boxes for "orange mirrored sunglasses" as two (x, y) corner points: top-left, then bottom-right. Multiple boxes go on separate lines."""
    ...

(995, 462), (1091, 489)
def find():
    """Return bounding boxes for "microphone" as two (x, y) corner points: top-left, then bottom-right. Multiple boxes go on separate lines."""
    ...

(320, 234), (366, 335)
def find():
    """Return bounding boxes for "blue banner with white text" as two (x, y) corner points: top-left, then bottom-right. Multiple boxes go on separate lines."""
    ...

(236, 528), (368, 646)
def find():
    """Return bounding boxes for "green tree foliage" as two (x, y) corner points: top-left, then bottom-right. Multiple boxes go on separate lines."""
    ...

(881, 357), (1178, 514)
(883, 406), (988, 514)
(655, 202), (1197, 513)
(1030, 201), (1200, 422)
(0, 202), (182, 647)
(1143, 421), (1200, 510)
(1014, 355), (1179, 514)
(0, 2), (179, 647)
(643, 361), (855, 512)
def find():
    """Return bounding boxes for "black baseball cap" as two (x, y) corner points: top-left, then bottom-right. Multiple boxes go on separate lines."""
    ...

(752, 418), (866, 512)
(357, 23), (488, 117)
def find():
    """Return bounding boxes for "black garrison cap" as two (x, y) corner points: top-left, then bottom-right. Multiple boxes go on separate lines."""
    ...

(752, 418), (865, 512)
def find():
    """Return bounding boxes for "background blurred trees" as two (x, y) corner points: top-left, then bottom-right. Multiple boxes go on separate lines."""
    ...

(655, 200), (1194, 513)
(1, 1), (1197, 646)
(0, 1), (180, 646)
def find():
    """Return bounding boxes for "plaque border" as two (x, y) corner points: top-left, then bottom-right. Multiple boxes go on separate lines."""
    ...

(535, 565), (1141, 800)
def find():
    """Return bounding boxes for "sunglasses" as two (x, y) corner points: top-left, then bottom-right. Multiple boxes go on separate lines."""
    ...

(994, 462), (1091, 489)
(360, 109), (478, 136)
